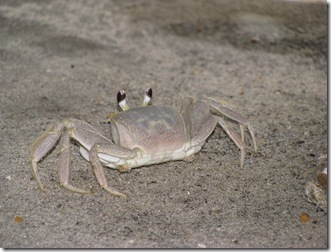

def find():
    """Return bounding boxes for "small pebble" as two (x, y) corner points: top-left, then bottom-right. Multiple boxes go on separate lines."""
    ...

(15, 216), (23, 223)
(300, 213), (309, 223)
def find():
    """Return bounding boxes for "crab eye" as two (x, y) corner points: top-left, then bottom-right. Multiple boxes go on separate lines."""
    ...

(142, 87), (153, 106)
(117, 89), (130, 111)
(117, 90), (126, 104)
(145, 87), (152, 99)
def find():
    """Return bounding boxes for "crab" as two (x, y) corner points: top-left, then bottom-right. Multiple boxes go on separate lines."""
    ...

(305, 155), (327, 212)
(30, 87), (257, 196)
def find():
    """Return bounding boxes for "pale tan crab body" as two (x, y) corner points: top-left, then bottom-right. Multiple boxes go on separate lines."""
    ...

(94, 105), (216, 169)
(30, 88), (257, 196)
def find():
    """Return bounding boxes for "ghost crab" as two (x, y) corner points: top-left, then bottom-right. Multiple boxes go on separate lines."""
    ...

(30, 87), (257, 196)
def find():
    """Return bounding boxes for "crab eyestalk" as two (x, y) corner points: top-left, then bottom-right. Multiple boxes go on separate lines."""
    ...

(117, 89), (130, 111)
(141, 87), (153, 106)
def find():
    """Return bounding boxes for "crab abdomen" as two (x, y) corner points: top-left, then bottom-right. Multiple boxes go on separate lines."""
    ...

(110, 106), (187, 154)
(100, 142), (202, 169)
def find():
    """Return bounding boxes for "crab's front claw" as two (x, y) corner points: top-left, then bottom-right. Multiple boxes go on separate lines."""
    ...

(89, 143), (138, 196)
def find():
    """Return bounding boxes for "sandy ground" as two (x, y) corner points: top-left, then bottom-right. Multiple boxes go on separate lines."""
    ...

(0, 0), (327, 248)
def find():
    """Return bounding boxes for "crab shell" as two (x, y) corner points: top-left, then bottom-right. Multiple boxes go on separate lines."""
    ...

(106, 102), (217, 168)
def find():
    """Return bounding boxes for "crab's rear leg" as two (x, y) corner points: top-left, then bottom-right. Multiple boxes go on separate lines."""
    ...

(206, 97), (258, 153)
(218, 118), (246, 168)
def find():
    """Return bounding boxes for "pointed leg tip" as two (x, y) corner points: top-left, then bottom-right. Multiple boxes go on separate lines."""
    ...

(118, 193), (127, 198)
(61, 183), (93, 194)
(36, 178), (46, 192)
(102, 185), (127, 197)
(111, 190), (127, 198)
(252, 146), (258, 155)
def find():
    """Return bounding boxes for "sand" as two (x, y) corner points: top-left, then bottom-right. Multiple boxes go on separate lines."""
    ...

(0, 0), (327, 248)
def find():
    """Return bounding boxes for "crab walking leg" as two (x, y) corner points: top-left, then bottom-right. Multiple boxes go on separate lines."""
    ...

(218, 118), (246, 169)
(206, 97), (258, 153)
(59, 119), (118, 193)
(30, 122), (65, 191)
(89, 143), (138, 196)
(239, 124), (245, 144)
(31, 118), (113, 193)
(58, 129), (92, 194)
